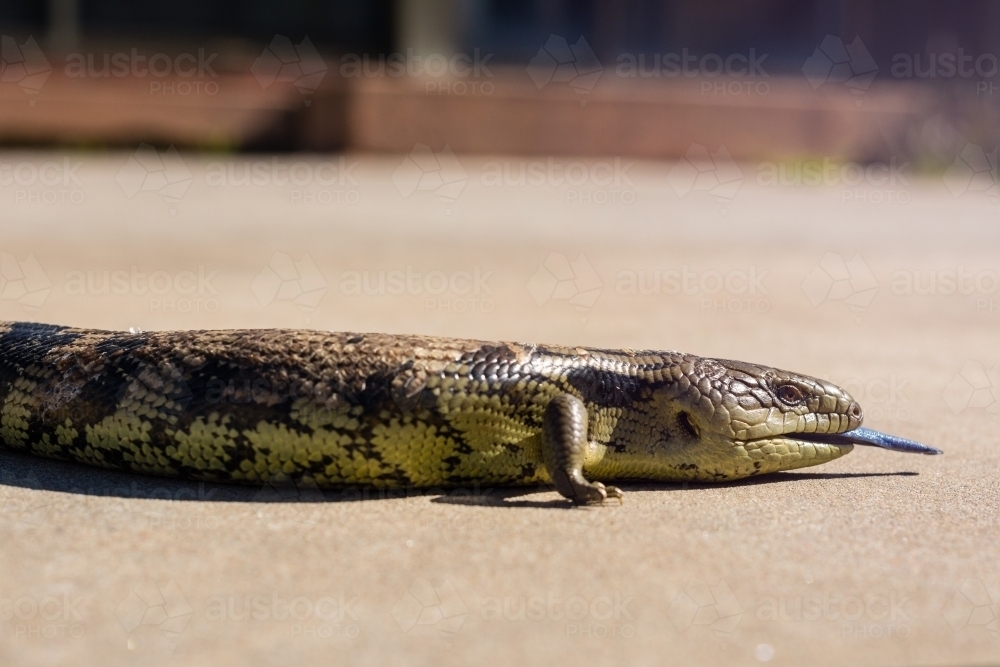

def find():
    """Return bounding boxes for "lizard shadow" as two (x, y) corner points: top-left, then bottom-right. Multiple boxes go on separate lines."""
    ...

(431, 471), (921, 509)
(0, 449), (418, 504)
(0, 449), (918, 508)
(0, 449), (567, 506)
(431, 471), (920, 508)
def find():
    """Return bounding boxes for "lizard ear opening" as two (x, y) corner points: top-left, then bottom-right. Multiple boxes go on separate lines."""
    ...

(679, 412), (700, 439)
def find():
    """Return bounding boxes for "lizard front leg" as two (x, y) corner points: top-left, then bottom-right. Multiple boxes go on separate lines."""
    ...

(542, 393), (623, 505)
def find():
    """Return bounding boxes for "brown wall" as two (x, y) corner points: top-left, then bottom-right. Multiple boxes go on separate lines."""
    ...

(0, 65), (974, 161)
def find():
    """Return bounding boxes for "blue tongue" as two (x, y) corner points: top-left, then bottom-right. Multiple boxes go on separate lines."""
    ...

(841, 427), (942, 455)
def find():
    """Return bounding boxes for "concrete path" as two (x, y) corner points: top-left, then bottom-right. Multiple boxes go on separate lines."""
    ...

(1, 151), (998, 665)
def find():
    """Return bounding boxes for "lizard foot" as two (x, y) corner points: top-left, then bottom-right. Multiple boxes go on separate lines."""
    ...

(568, 479), (624, 506)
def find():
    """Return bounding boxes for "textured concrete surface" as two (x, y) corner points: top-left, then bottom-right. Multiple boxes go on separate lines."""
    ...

(1, 151), (998, 666)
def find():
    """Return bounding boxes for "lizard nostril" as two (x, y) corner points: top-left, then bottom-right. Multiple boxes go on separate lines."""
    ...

(848, 402), (863, 421)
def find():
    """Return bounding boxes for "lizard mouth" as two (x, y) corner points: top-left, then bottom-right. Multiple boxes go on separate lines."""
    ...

(779, 427), (942, 455)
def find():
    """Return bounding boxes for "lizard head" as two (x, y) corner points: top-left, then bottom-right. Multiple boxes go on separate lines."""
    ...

(597, 356), (941, 482)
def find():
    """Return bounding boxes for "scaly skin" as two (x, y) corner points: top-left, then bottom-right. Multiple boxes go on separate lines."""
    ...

(0, 322), (934, 504)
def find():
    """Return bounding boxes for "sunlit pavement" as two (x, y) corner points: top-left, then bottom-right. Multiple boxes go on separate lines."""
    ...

(2, 151), (999, 665)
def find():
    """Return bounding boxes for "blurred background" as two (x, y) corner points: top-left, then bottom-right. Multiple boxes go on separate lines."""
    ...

(2, 4), (1000, 667)
(1, 0), (999, 162)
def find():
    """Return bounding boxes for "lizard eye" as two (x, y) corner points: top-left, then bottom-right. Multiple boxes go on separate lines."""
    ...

(776, 384), (805, 405)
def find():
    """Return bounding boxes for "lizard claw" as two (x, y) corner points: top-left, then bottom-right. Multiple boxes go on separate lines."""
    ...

(604, 484), (624, 505)
(569, 480), (625, 506)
